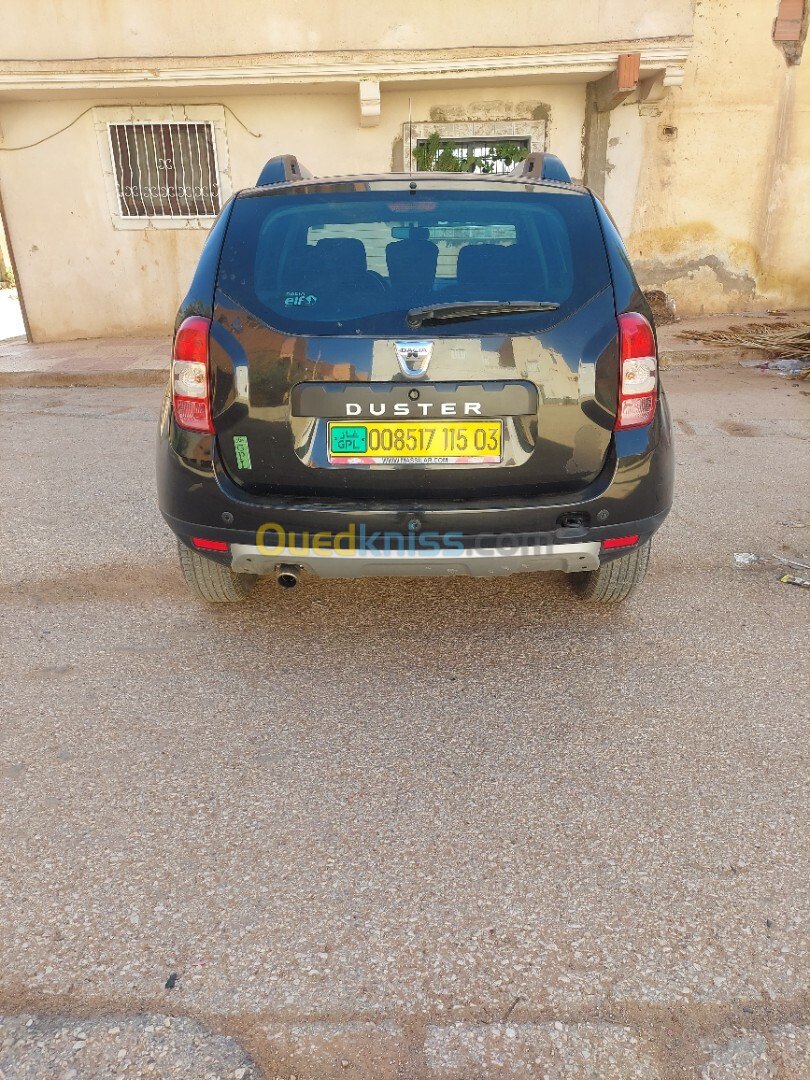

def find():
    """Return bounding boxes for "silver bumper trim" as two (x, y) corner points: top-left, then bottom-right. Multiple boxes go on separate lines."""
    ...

(229, 541), (601, 579)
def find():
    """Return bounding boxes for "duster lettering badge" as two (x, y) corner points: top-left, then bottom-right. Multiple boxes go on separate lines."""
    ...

(343, 401), (483, 417)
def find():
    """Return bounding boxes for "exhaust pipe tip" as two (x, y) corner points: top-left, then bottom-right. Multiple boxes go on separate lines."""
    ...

(276, 565), (301, 589)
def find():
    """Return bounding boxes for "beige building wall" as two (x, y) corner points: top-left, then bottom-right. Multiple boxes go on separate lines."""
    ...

(0, 0), (807, 340)
(605, 0), (810, 313)
(0, 100), (213, 341)
(2, 0), (695, 58)
(0, 84), (585, 341)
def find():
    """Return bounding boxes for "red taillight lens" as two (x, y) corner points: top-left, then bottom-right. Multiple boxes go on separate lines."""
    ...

(615, 312), (657, 431)
(192, 537), (229, 552)
(172, 316), (214, 433)
(602, 534), (640, 550)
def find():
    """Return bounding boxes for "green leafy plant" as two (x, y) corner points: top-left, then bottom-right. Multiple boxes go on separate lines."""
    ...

(412, 131), (468, 172)
(494, 141), (530, 167)
(412, 132), (530, 173)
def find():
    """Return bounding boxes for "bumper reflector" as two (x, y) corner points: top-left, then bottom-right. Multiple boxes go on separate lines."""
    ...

(192, 537), (229, 552)
(602, 535), (640, 550)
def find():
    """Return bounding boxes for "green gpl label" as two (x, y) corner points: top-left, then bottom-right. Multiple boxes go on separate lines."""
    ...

(233, 435), (252, 470)
(329, 424), (368, 455)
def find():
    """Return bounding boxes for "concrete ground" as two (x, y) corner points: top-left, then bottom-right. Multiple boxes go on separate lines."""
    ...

(0, 369), (808, 1079)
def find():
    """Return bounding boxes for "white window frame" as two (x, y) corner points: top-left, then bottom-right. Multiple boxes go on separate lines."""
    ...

(94, 105), (232, 230)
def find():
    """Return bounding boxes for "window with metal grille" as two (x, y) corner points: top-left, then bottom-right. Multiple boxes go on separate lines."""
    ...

(108, 122), (220, 218)
(414, 137), (531, 174)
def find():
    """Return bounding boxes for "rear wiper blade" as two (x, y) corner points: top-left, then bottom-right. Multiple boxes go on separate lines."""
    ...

(407, 300), (559, 328)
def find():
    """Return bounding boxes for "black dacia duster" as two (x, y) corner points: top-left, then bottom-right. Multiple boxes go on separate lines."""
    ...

(157, 152), (673, 603)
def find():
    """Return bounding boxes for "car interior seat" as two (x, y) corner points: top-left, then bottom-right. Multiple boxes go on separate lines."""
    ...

(385, 233), (439, 299)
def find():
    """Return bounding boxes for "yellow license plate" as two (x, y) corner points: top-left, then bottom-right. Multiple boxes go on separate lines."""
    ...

(328, 420), (502, 463)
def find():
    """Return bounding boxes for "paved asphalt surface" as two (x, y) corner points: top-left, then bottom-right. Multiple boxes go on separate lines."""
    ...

(0, 369), (808, 1079)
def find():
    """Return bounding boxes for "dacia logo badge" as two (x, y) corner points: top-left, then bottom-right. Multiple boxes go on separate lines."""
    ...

(394, 340), (433, 378)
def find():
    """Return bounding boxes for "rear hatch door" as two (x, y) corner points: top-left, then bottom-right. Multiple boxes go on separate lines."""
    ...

(210, 180), (618, 499)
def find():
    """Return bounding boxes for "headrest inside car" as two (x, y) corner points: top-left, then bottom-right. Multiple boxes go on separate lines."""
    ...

(315, 237), (368, 278)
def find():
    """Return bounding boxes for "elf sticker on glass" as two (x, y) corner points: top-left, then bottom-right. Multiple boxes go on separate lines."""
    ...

(284, 291), (317, 306)
(233, 435), (252, 470)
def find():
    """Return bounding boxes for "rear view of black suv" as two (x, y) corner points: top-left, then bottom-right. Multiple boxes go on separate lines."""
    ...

(157, 152), (673, 603)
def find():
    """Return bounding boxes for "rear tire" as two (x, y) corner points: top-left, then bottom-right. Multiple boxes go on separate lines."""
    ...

(570, 540), (651, 604)
(177, 542), (256, 603)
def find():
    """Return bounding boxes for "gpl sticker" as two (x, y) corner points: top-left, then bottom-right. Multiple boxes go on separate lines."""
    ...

(233, 435), (252, 470)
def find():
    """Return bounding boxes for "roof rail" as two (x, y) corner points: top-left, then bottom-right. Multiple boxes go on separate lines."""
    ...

(256, 154), (313, 187)
(512, 152), (571, 183)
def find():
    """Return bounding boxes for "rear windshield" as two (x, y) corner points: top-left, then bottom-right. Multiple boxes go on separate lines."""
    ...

(216, 185), (611, 335)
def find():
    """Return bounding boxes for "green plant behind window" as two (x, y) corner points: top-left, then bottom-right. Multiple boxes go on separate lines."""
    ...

(412, 132), (530, 173)
(412, 131), (469, 172)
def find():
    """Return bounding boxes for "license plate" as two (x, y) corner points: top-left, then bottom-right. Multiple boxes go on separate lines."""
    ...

(328, 420), (503, 464)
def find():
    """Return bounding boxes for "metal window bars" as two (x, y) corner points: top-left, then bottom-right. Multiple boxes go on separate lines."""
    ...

(108, 122), (221, 218)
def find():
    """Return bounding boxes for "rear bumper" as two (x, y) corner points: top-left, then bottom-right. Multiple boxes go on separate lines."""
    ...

(229, 538), (602, 578)
(167, 508), (668, 579)
(157, 385), (674, 578)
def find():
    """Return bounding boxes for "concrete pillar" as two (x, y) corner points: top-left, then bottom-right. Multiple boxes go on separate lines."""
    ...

(582, 83), (611, 199)
(582, 54), (640, 199)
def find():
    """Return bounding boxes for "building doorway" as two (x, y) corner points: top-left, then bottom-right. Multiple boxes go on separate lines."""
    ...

(0, 189), (29, 343)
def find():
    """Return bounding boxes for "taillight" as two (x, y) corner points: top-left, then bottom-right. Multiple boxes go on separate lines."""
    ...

(172, 316), (214, 433)
(602, 535), (640, 550)
(192, 537), (229, 552)
(615, 312), (657, 430)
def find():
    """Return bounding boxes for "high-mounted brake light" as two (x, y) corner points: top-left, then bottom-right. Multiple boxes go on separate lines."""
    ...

(615, 312), (657, 431)
(172, 316), (214, 433)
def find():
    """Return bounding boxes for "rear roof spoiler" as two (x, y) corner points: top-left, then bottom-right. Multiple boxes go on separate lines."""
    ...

(511, 152), (571, 183)
(256, 154), (312, 187)
(253, 151), (570, 186)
